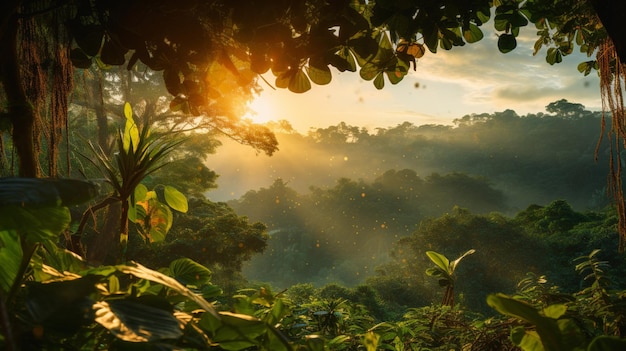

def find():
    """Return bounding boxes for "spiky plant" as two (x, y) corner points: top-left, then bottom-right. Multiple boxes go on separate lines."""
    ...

(76, 103), (184, 263)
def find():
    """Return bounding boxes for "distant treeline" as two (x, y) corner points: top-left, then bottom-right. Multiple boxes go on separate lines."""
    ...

(212, 99), (610, 212)
(219, 100), (617, 292)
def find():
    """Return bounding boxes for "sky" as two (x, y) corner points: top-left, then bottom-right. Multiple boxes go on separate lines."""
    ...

(208, 25), (604, 201)
(244, 25), (602, 133)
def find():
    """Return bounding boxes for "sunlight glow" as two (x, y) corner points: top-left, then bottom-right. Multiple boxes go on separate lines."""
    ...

(243, 96), (276, 124)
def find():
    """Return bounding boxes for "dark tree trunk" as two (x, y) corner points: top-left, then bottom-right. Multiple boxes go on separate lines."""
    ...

(1, 12), (39, 177)
(589, 0), (626, 64)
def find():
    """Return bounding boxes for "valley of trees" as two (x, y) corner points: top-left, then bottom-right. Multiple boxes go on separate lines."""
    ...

(215, 99), (609, 211)
(217, 100), (617, 291)
(2, 0), (626, 350)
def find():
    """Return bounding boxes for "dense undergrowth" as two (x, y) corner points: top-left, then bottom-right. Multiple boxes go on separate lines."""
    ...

(2, 181), (626, 350)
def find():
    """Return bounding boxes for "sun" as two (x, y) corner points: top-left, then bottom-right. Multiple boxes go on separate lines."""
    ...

(243, 95), (276, 124)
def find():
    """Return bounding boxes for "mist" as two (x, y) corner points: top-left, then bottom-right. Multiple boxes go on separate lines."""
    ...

(203, 100), (612, 289)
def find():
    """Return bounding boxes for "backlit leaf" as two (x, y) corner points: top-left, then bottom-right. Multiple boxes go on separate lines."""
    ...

(122, 103), (139, 152)
(93, 299), (182, 342)
(169, 257), (212, 286)
(463, 24), (484, 43)
(307, 65), (332, 85)
(164, 185), (188, 213)
(288, 69), (311, 93)
(373, 72), (385, 89)
(0, 230), (21, 294)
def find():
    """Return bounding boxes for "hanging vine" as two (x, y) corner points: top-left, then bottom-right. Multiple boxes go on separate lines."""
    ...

(18, 1), (73, 177)
(597, 40), (626, 251)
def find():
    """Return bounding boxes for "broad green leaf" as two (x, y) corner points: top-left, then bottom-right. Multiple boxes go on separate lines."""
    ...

(199, 311), (267, 350)
(487, 294), (564, 351)
(201, 283), (224, 300)
(164, 185), (188, 213)
(145, 201), (173, 243)
(0, 178), (97, 207)
(265, 324), (292, 351)
(288, 69), (311, 93)
(33, 240), (86, 280)
(511, 327), (544, 351)
(546, 48), (562, 65)
(577, 60), (597, 76)
(108, 275), (120, 294)
(25, 276), (99, 334)
(360, 63), (381, 81)
(307, 64), (332, 85)
(117, 262), (219, 317)
(169, 257), (212, 286)
(93, 299), (182, 342)
(426, 251), (451, 275)
(498, 34), (517, 53)
(0, 206), (71, 243)
(0, 230), (21, 294)
(275, 70), (292, 89)
(463, 23), (484, 43)
(510, 11), (529, 27)
(386, 62), (407, 84)
(422, 22), (439, 53)
(542, 304), (566, 319)
(134, 183), (148, 202)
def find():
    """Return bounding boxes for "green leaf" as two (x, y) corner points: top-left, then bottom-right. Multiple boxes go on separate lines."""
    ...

(542, 304), (567, 319)
(288, 69), (311, 93)
(199, 311), (267, 350)
(449, 249), (476, 272)
(463, 24), (484, 43)
(0, 206), (71, 243)
(26, 276), (99, 334)
(307, 64), (332, 85)
(164, 185), (188, 213)
(123, 103), (139, 152)
(360, 63), (381, 81)
(134, 184), (148, 202)
(34, 240), (86, 280)
(498, 34), (517, 53)
(117, 262), (220, 318)
(511, 327), (545, 351)
(145, 201), (173, 243)
(546, 48), (562, 65)
(0, 230), (21, 295)
(169, 258), (212, 286)
(510, 12), (529, 27)
(386, 63), (407, 85)
(426, 251), (451, 275)
(93, 299), (182, 342)
(0, 178), (97, 207)
(487, 294), (564, 351)
(373, 72), (385, 89)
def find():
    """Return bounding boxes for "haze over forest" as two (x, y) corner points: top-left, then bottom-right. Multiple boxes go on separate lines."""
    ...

(202, 99), (614, 289)
(209, 99), (607, 211)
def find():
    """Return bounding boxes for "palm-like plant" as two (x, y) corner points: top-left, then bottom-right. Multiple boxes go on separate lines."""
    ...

(77, 103), (184, 264)
(425, 249), (475, 307)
